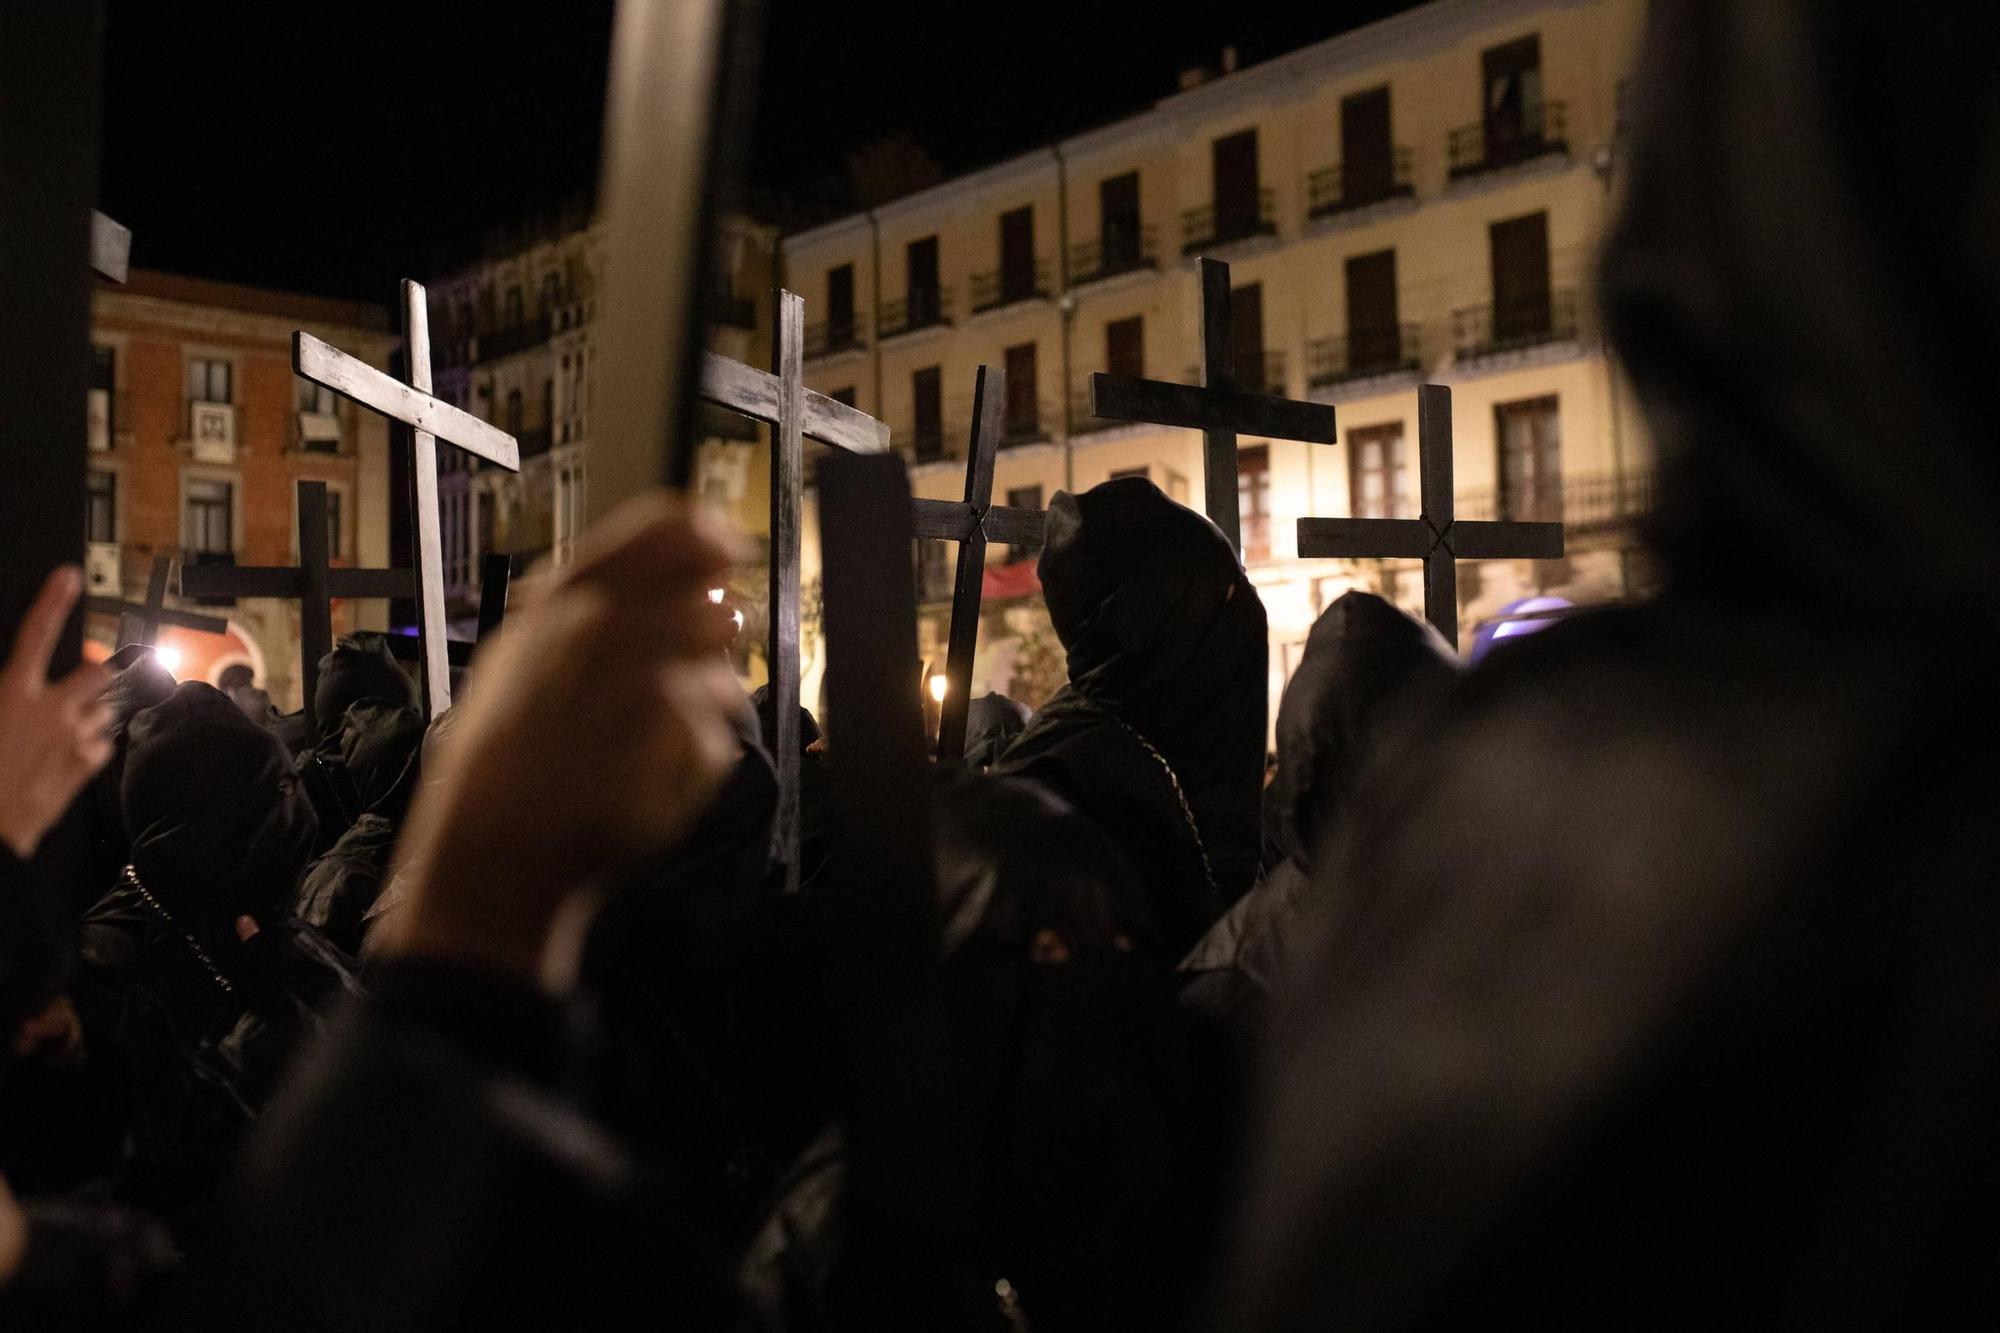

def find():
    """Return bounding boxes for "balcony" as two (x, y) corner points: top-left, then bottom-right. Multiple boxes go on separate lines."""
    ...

(1181, 188), (1277, 255)
(805, 321), (865, 360)
(908, 421), (958, 464)
(1185, 348), (1287, 397)
(1455, 468), (1656, 532)
(1453, 289), (1579, 363)
(878, 287), (954, 340)
(969, 260), (1053, 314)
(475, 313), (553, 362)
(1448, 100), (1568, 179)
(1068, 225), (1158, 287)
(1305, 150), (1415, 219)
(1002, 401), (1056, 446)
(1307, 325), (1422, 388)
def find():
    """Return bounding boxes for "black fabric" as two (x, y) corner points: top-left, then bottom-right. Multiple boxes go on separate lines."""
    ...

(293, 815), (398, 960)
(291, 701), (426, 952)
(752, 682), (822, 752)
(959, 691), (1031, 770)
(0, 1196), (181, 1329)
(1218, 5), (2000, 1328)
(996, 478), (1267, 955)
(74, 649), (178, 918)
(312, 633), (417, 746)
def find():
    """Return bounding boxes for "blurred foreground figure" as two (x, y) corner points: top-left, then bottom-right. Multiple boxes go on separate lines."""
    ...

(1219, 3), (2000, 1327)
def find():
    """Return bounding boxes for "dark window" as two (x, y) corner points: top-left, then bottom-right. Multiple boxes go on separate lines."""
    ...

(1497, 395), (1562, 522)
(1106, 316), (1144, 379)
(91, 346), (116, 446)
(831, 386), (857, 407)
(827, 264), (855, 344)
(1237, 444), (1272, 564)
(504, 287), (523, 328)
(1489, 211), (1552, 344)
(915, 540), (952, 604)
(477, 492), (496, 560)
(1340, 85), (1395, 202)
(1003, 343), (1039, 440)
(1230, 283), (1267, 392)
(1212, 129), (1261, 241)
(86, 469), (116, 543)
(907, 237), (941, 327)
(1099, 172), (1142, 272)
(184, 476), (233, 555)
(1345, 250), (1401, 373)
(539, 273), (561, 316)
(1482, 34), (1545, 164)
(999, 206), (1036, 303)
(186, 357), (232, 404)
(91, 344), (115, 393)
(505, 389), (523, 435)
(1006, 484), (1043, 558)
(1347, 422), (1411, 520)
(326, 489), (345, 561)
(912, 365), (943, 458)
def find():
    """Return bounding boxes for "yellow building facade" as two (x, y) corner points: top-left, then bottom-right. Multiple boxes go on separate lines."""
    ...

(784, 0), (1652, 719)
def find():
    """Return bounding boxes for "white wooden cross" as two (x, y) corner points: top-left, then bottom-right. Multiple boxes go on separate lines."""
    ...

(293, 278), (520, 718)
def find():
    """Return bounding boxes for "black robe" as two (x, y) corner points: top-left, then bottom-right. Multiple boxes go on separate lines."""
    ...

(293, 699), (425, 956)
(959, 691), (1031, 771)
(1217, 4), (2000, 1327)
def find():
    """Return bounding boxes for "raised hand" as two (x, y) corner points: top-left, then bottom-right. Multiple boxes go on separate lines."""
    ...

(0, 568), (113, 859)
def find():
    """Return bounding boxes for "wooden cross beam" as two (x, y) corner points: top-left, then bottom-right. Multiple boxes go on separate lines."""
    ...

(696, 290), (890, 893)
(908, 365), (1048, 763)
(293, 280), (520, 720)
(1089, 256), (1339, 554)
(82, 554), (227, 647)
(89, 210), (130, 283)
(180, 481), (413, 735)
(1296, 384), (1564, 649)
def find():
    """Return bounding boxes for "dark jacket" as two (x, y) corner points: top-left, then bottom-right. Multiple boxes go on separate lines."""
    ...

(995, 478), (1267, 956)
(293, 700), (426, 955)
(960, 691), (1031, 771)
(1218, 4), (2000, 1328)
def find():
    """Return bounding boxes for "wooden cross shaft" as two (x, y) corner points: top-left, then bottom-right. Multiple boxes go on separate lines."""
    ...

(83, 553), (228, 646)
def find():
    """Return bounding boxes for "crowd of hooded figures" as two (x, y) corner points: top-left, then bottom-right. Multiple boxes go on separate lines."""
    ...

(3, 3), (1999, 1326)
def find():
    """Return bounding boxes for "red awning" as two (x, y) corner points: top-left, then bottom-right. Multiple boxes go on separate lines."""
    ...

(982, 559), (1041, 601)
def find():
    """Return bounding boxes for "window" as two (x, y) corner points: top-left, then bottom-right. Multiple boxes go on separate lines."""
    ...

(831, 386), (857, 407)
(1345, 250), (1402, 373)
(325, 488), (345, 560)
(539, 272), (561, 316)
(1340, 85), (1396, 202)
(1212, 128), (1261, 242)
(184, 476), (233, 555)
(1099, 172), (1142, 273)
(1230, 282), (1268, 392)
(1106, 316), (1144, 379)
(504, 286), (523, 328)
(827, 264), (856, 345)
(1003, 342), (1039, 441)
(1237, 444), (1272, 564)
(915, 540), (952, 604)
(89, 345), (116, 450)
(1482, 34), (1546, 164)
(298, 379), (338, 415)
(907, 236), (941, 327)
(186, 356), (232, 404)
(1005, 484), (1043, 559)
(1348, 422), (1411, 520)
(999, 205), (1036, 304)
(86, 469), (116, 543)
(912, 366), (943, 458)
(505, 388), (523, 435)
(1496, 395), (1562, 522)
(1489, 211), (1552, 346)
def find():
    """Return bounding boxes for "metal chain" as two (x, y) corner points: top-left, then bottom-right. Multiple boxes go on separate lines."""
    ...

(120, 865), (237, 999)
(1088, 707), (1219, 899)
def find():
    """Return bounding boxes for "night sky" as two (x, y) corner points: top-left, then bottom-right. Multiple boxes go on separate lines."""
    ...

(100, 0), (1420, 304)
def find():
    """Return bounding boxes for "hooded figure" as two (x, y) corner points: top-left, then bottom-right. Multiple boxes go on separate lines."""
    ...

(1220, 5), (2000, 1329)
(74, 648), (180, 918)
(995, 478), (1267, 956)
(292, 700), (427, 956)
(752, 683), (835, 890)
(1180, 592), (1455, 1025)
(959, 691), (1031, 771)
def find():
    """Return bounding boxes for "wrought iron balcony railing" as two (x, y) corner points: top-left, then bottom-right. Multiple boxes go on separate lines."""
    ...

(1305, 149), (1415, 219)
(1185, 348), (1287, 396)
(1002, 400), (1056, 445)
(1454, 468), (1655, 530)
(878, 286), (955, 339)
(1181, 188), (1277, 255)
(969, 259), (1053, 313)
(1067, 225), (1159, 285)
(1452, 288), (1579, 361)
(1306, 324), (1423, 386)
(908, 420), (960, 463)
(804, 320), (865, 359)
(475, 314), (553, 362)
(1448, 99), (1568, 178)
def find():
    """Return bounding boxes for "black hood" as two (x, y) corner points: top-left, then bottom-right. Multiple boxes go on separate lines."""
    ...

(335, 699), (427, 822)
(1599, 2), (2000, 626)
(122, 682), (318, 937)
(312, 634), (416, 743)
(961, 692), (1031, 770)
(79, 648), (181, 898)
(751, 683), (821, 754)
(1268, 593), (1457, 871)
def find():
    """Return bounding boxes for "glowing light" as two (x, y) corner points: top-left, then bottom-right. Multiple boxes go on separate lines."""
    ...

(706, 587), (725, 604)
(152, 646), (183, 677)
(730, 610), (744, 630)
(928, 674), (949, 703)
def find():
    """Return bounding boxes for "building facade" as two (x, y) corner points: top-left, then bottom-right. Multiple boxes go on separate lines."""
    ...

(84, 270), (396, 709)
(782, 0), (1653, 718)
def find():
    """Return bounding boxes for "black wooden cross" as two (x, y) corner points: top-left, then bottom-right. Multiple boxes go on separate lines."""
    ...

(1296, 383), (1564, 649)
(696, 289), (891, 893)
(908, 365), (1047, 762)
(180, 481), (412, 735)
(293, 279), (520, 720)
(1089, 256), (1339, 554)
(83, 554), (226, 648)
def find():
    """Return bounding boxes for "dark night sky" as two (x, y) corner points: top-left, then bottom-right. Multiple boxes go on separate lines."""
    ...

(100, 0), (1420, 305)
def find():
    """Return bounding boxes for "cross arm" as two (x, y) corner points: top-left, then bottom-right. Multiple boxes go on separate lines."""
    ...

(696, 351), (889, 455)
(1446, 520), (1565, 561)
(295, 332), (520, 470)
(1295, 517), (1435, 560)
(912, 499), (1045, 548)
(90, 211), (131, 283)
(178, 565), (412, 601)
(1088, 371), (1340, 444)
